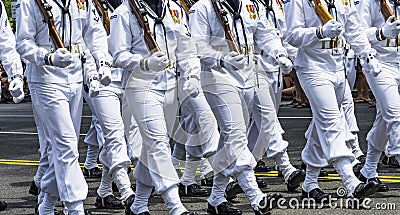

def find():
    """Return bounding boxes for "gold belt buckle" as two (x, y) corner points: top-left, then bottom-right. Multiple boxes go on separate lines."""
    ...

(386, 38), (400, 47)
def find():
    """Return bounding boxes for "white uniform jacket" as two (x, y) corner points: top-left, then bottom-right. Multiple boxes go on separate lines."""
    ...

(355, 0), (400, 63)
(284, 0), (375, 71)
(254, 0), (297, 72)
(16, 0), (109, 83)
(189, 0), (287, 88)
(0, 1), (23, 78)
(109, 0), (201, 90)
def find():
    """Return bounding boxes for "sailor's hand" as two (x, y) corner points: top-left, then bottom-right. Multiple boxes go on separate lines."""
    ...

(318, 20), (343, 39)
(221, 51), (246, 70)
(140, 51), (169, 72)
(45, 48), (73, 68)
(99, 61), (112, 86)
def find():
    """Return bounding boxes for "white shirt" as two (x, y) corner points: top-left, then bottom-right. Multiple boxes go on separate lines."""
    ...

(109, 0), (201, 90)
(355, 0), (400, 64)
(284, 0), (375, 71)
(0, 0), (23, 78)
(16, 0), (109, 83)
(189, 0), (287, 88)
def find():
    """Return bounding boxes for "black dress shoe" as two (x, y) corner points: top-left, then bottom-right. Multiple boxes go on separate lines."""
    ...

(225, 182), (243, 200)
(82, 167), (102, 178)
(301, 188), (330, 203)
(357, 155), (366, 164)
(124, 194), (136, 215)
(181, 212), (199, 215)
(256, 178), (268, 188)
(95, 194), (124, 209)
(178, 183), (209, 197)
(254, 161), (272, 173)
(353, 181), (380, 199)
(129, 211), (151, 215)
(287, 169), (306, 192)
(0, 201), (7, 211)
(301, 163), (328, 177)
(207, 202), (242, 215)
(357, 172), (389, 192)
(253, 193), (284, 214)
(201, 175), (214, 186)
(382, 154), (400, 167)
(29, 180), (40, 196)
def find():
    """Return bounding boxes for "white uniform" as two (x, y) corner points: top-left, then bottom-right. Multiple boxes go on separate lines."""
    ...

(246, 0), (297, 181)
(87, 1), (135, 202)
(110, 0), (200, 214)
(355, 0), (400, 178)
(0, 0), (23, 79)
(285, 0), (377, 194)
(189, 0), (288, 209)
(170, 3), (219, 187)
(16, 0), (109, 212)
(82, 104), (104, 170)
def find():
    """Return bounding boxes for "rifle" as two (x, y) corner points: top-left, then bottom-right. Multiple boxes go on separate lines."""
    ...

(380, 0), (398, 21)
(179, 0), (198, 15)
(34, 0), (65, 49)
(93, 0), (111, 35)
(128, 0), (161, 52)
(311, 0), (333, 24)
(211, 0), (240, 53)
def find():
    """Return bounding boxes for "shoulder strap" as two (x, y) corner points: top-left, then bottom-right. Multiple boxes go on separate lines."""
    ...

(0, 1), (3, 19)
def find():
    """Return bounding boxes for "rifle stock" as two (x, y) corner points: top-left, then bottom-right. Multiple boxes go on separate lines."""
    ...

(128, 0), (161, 52)
(211, 0), (240, 53)
(93, 0), (111, 35)
(311, 0), (333, 24)
(380, 0), (398, 21)
(34, 0), (65, 49)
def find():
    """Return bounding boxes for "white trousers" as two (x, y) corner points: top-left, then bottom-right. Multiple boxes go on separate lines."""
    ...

(297, 68), (354, 167)
(365, 63), (400, 158)
(92, 85), (131, 174)
(173, 83), (219, 159)
(125, 87), (180, 193)
(32, 82), (87, 202)
(122, 95), (143, 163)
(247, 73), (289, 161)
(202, 83), (257, 176)
(30, 84), (50, 196)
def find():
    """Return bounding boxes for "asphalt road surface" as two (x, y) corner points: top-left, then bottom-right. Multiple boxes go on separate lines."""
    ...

(0, 100), (399, 215)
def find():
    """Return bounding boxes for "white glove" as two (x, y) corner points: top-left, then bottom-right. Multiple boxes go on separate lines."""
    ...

(9, 76), (24, 98)
(183, 77), (200, 97)
(46, 48), (73, 68)
(99, 61), (112, 86)
(362, 54), (381, 77)
(141, 51), (169, 71)
(320, 20), (343, 38)
(381, 15), (400, 39)
(13, 93), (24, 104)
(276, 56), (293, 74)
(88, 78), (100, 97)
(222, 51), (246, 70)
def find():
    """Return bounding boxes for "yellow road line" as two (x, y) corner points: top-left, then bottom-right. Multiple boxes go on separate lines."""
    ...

(2, 159), (400, 183)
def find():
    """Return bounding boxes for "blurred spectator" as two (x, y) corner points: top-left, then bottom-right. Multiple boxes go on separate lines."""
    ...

(354, 59), (371, 103)
(281, 70), (310, 108)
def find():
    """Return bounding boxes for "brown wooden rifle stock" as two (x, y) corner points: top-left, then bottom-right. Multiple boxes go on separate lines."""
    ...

(93, 0), (111, 35)
(34, 0), (65, 49)
(128, 0), (161, 52)
(180, 0), (190, 15)
(380, 0), (398, 21)
(311, 0), (333, 24)
(211, 0), (240, 53)
(179, 0), (198, 15)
